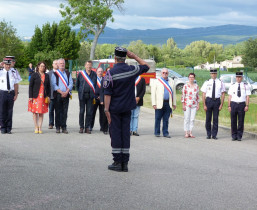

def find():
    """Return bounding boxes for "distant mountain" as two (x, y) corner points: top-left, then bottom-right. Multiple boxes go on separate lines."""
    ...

(84, 24), (257, 48)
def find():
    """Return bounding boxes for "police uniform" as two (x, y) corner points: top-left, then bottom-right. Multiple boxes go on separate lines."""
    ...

(201, 69), (226, 139)
(228, 72), (251, 141)
(104, 47), (149, 172)
(0, 58), (20, 134)
(6, 56), (22, 83)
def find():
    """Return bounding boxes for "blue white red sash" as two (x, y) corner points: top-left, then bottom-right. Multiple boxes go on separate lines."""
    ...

(56, 70), (72, 96)
(81, 70), (95, 94)
(97, 77), (101, 88)
(135, 76), (141, 86)
(158, 78), (173, 97)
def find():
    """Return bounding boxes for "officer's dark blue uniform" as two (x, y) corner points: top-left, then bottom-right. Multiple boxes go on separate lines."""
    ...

(0, 58), (20, 134)
(201, 69), (226, 139)
(228, 72), (251, 141)
(104, 47), (149, 172)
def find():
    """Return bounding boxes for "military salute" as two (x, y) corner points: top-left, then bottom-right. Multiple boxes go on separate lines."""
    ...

(0, 57), (21, 134)
(228, 72), (251, 141)
(201, 69), (226, 140)
(104, 47), (150, 172)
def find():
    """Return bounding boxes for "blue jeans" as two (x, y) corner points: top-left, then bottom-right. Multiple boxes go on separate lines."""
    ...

(130, 106), (140, 132)
(154, 101), (172, 136)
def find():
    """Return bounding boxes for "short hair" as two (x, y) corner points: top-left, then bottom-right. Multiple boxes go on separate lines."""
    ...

(188, 73), (195, 78)
(161, 68), (168, 72)
(97, 67), (103, 72)
(58, 58), (65, 64)
(53, 59), (58, 64)
(85, 60), (93, 65)
(36, 61), (47, 73)
(115, 56), (126, 63)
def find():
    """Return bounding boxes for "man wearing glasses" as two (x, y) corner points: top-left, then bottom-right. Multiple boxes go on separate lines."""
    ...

(151, 68), (176, 138)
(201, 69), (225, 140)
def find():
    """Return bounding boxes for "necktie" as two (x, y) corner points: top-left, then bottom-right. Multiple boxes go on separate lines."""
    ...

(7, 71), (10, 91)
(237, 83), (241, 97)
(212, 80), (215, 99)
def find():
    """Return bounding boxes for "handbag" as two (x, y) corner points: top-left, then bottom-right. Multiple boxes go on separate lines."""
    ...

(45, 97), (50, 104)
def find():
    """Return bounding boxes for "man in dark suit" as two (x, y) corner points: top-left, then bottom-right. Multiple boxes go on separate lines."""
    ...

(90, 67), (108, 134)
(76, 60), (97, 134)
(130, 76), (146, 136)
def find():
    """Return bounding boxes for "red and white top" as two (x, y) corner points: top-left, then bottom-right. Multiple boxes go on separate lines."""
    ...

(181, 83), (199, 108)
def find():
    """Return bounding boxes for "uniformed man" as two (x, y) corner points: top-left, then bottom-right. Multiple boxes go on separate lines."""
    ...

(228, 72), (251, 141)
(104, 47), (150, 172)
(0, 58), (20, 134)
(201, 69), (226, 139)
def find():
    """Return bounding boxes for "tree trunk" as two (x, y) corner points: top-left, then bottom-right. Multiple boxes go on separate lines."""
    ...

(90, 32), (101, 60)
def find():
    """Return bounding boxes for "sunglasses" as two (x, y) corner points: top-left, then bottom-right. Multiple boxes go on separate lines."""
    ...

(162, 72), (168, 74)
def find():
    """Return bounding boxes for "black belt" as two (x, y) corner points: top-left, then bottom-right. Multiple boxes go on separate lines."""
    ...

(206, 97), (220, 101)
(231, 101), (245, 105)
(0, 90), (14, 94)
(163, 100), (169, 102)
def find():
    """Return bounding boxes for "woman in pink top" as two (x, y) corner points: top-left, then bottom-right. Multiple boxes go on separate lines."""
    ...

(181, 73), (200, 138)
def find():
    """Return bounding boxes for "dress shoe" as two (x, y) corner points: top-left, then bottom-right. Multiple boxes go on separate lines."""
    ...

(85, 128), (91, 134)
(164, 135), (171, 138)
(7, 131), (12, 134)
(48, 125), (53, 129)
(206, 136), (211, 139)
(62, 129), (68, 134)
(1, 130), (7, 134)
(232, 137), (237, 141)
(155, 134), (161, 137)
(122, 162), (128, 172)
(133, 132), (140, 136)
(108, 162), (122, 172)
(56, 129), (60, 134)
(237, 138), (242, 141)
(103, 131), (108, 135)
(79, 128), (84, 133)
(212, 136), (218, 140)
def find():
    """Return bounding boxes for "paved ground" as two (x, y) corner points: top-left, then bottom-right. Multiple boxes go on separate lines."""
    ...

(1, 85), (257, 210)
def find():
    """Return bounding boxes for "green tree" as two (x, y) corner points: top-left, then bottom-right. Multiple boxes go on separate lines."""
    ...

(0, 20), (25, 67)
(60, 0), (124, 60)
(242, 38), (257, 67)
(127, 40), (150, 58)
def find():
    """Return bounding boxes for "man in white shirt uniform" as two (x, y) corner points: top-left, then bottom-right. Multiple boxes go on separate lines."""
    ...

(201, 69), (226, 140)
(228, 72), (251, 141)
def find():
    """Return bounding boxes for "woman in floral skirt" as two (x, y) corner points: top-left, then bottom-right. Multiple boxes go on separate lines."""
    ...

(181, 73), (199, 138)
(28, 61), (50, 133)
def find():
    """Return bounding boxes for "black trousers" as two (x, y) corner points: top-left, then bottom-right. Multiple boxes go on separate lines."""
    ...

(54, 94), (69, 130)
(49, 99), (55, 126)
(0, 90), (14, 132)
(231, 102), (246, 139)
(205, 97), (220, 137)
(109, 111), (131, 163)
(90, 99), (108, 132)
(79, 93), (93, 129)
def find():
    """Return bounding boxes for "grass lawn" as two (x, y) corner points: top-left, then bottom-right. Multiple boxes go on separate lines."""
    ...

(144, 92), (257, 134)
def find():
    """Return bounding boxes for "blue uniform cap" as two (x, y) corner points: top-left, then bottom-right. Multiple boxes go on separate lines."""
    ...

(115, 47), (127, 57)
(3, 58), (12, 65)
(236, 72), (243, 77)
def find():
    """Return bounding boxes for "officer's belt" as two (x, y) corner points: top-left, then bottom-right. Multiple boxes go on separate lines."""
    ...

(231, 101), (245, 105)
(206, 97), (220, 101)
(0, 90), (14, 94)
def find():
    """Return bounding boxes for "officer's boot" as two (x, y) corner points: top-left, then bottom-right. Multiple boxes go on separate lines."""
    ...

(122, 162), (128, 172)
(108, 162), (122, 172)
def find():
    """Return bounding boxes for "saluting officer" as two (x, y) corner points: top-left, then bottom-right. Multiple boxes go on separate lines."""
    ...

(228, 72), (251, 141)
(0, 58), (20, 134)
(201, 69), (226, 140)
(104, 47), (150, 172)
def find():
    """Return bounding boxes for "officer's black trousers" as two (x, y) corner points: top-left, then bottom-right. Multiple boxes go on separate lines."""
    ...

(230, 102), (246, 139)
(0, 91), (14, 132)
(205, 98), (220, 137)
(110, 111), (131, 163)
(90, 99), (108, 132)
(54, 93), (69, 130)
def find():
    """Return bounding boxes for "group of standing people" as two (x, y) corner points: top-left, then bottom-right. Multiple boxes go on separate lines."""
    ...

(151, 68), (251, 142)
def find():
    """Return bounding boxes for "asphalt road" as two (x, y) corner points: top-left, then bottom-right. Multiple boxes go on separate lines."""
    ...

(1, 85), (257, 210)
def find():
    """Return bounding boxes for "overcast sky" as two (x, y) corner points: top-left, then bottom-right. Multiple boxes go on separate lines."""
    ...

(1, 0), (257, 38)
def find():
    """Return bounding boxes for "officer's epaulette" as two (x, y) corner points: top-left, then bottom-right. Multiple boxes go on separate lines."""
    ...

(244, 82), (248, 85)
(0, 68), (3, 71)
(11, 69), (16, 73)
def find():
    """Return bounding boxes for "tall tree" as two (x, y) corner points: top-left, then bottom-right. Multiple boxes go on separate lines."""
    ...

(242, 38), (257, 68)
(60, 0), (124, 59)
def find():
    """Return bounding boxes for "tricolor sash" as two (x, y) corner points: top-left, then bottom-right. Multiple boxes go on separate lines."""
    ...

(97, 77), (101, 89)
(56, 70), (72, 97)
(81, 70), (95, 94)
(158, 78), (173, 97)
(135, 76), (142, 86)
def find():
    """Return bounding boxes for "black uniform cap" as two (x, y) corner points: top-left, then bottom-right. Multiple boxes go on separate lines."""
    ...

(210, 69), (217, 73)
(5, 56), (15, 61)
(115, 47), (127, 58)
(236, 72), (243, 77)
